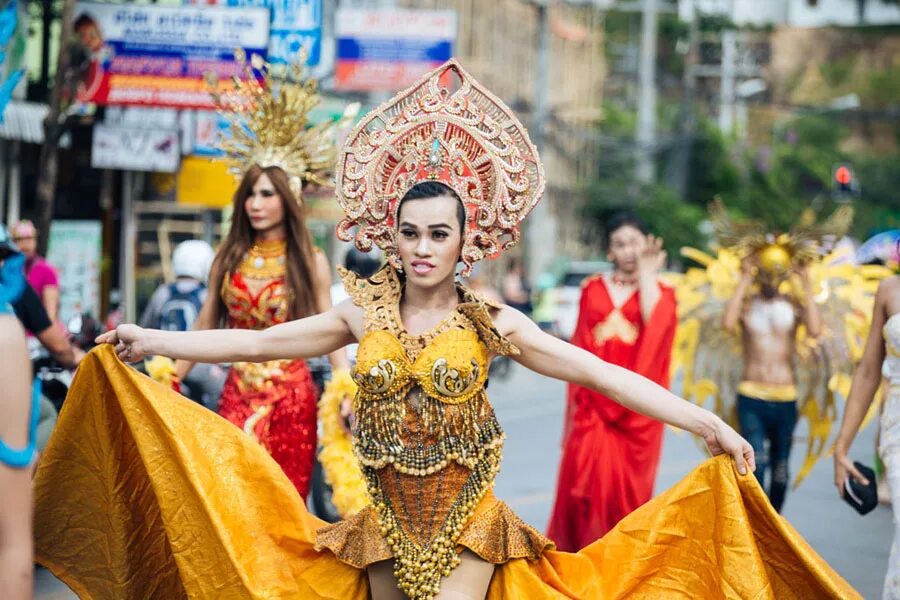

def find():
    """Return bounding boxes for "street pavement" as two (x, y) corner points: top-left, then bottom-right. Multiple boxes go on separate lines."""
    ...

(37, 361), (890, 598)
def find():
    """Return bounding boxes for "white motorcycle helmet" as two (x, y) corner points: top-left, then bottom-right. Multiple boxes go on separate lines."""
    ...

(172, 240), (215, 283)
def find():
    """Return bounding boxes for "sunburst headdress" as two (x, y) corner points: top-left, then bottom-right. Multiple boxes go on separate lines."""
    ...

(334, 59), (545, 276)
(205, 50), (356, 200)
(709, 199), (854, 282)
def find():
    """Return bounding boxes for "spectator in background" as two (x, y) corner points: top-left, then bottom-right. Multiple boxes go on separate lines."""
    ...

(140, 240), (223, 410)
(501, 256), (532, 315)
(11, 220), (61, 321)
(140, 240), (216, 332)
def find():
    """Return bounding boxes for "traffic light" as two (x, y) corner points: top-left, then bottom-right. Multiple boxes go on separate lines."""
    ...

(832, 163), (859, 200)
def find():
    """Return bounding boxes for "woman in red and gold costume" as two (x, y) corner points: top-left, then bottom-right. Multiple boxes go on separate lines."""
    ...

(36, 60), (858, 599)
(173, 54), (349, 499)
(548, 212), (678, 550)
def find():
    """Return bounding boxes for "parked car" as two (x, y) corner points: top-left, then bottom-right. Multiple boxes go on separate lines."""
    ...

(554, 260), (611, 340)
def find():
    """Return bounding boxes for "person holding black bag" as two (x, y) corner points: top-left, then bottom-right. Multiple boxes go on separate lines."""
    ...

(834, 272), (900, 598)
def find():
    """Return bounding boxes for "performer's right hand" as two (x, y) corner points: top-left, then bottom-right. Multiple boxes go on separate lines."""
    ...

(833, 449), (869, 499)
(96, 324), (149, 363)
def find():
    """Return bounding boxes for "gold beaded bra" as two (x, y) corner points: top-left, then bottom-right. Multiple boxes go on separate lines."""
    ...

(340, 265), (520, 599)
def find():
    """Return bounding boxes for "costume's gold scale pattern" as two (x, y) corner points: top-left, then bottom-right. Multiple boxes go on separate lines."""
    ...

(338, 265), (522, 599)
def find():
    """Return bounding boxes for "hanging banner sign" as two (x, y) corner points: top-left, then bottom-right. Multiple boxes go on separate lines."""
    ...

(73, 2), (269, 108)
(91, 123), (180, 172)
(334, 8), (456, 92)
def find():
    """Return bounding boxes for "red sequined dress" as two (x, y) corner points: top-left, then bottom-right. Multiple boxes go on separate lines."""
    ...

(218, 238), (318, 498)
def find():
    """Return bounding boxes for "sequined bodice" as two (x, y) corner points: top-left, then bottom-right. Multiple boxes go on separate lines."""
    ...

(885, 314), (900, 386)
(220, 239), (290, 330)
(220, 240), (293, 392)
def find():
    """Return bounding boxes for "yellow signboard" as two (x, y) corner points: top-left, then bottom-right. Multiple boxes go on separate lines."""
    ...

(177, 156), (238, 208)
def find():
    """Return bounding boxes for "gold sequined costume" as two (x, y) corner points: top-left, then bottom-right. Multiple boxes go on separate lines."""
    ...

(316, 266), (550, 597)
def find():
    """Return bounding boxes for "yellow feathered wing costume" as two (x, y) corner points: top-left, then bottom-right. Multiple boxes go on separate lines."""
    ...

(670, 241), (892, 487)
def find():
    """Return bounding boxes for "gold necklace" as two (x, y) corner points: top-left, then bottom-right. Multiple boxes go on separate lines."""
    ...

(240, 238), (287, 279)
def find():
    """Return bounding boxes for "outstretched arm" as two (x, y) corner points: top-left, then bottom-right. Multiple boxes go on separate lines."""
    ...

(498, 307), (754, 474)
(312, 251), (350, 371)
(97, 301), (358, 365)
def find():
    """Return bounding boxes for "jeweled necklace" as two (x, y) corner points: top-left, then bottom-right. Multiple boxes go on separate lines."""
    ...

(610, 271), (638, 287)
(240, 238), (287, 280)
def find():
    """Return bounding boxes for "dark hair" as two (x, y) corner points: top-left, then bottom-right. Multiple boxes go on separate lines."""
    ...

(604, 211), (648, 247)
(74, 13), (97, 31)
(209, 164), (319, 324)
(397, 182), (466, 232)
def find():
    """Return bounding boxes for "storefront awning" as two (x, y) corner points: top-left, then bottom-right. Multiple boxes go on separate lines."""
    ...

(0, 101), (49, 143)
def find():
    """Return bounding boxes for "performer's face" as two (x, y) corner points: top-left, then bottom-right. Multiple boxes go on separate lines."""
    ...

(607, 225), (647, 274)
(244, 173), (286, 234)
(397, 194), (463, 287)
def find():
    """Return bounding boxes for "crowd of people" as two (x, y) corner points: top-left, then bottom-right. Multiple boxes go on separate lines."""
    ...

(1, 57), (898, 600)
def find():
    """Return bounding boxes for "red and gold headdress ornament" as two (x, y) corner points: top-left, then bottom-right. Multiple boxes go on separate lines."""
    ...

(335, 59), (545, 275)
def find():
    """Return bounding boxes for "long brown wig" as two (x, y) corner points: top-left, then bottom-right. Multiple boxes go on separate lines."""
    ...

(209, 165), (319, 325)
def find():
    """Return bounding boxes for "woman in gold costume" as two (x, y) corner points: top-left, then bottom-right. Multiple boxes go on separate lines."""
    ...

(175, 54), (349, 498)
(35, 60), (857, 599)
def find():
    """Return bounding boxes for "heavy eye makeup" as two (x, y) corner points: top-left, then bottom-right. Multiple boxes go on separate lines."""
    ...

(248, 188), (277, 199)
(399, 225), (451, 241)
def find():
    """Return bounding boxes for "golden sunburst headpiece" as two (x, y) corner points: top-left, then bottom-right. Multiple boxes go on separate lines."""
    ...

(709, 198), (854, 282)
(205, 49), (356, 200)
(335, 59), (545, 276)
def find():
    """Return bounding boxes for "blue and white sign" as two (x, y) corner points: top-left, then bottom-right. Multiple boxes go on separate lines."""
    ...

(227, 0), (321, 65)
(334, 8), (456, 92)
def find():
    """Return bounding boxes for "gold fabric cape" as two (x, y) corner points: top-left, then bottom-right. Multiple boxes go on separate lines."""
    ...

(34, 347), (858, 599)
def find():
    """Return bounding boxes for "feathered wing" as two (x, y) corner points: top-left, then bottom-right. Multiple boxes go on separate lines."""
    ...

(670, 246), (891, 487)
(669, 247), (745, 427)
(791, 250), (892, 485)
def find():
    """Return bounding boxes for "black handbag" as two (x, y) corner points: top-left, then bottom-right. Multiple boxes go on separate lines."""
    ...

(842, 462), (878, 516)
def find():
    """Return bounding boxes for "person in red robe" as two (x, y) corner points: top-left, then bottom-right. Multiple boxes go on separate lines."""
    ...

(548, 211), (678, 551)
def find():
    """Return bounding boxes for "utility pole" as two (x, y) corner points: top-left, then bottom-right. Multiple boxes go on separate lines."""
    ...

(663, 8), (698, 196)
(526, 0), (556, 283)
(718, 29), (736, 135)
(635, 0), (658, 184)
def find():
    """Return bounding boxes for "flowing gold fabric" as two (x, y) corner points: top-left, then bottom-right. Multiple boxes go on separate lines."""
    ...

(35, 347), (858, 599)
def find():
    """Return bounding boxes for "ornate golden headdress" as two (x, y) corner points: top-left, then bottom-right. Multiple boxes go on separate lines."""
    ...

(709, 198), (853, 281)
(206, 50), (355, 200)
(334, 59), (545, 275)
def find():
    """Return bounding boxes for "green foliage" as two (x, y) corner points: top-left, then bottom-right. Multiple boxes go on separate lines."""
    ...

(582, 112), (900, 253)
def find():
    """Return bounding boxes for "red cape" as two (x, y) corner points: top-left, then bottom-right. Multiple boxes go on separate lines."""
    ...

(547, 276), (677, 551)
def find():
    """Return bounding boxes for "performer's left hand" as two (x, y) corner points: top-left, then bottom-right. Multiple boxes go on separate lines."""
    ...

(637, 234), (667, 276)
(701, 419), (756, 476)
